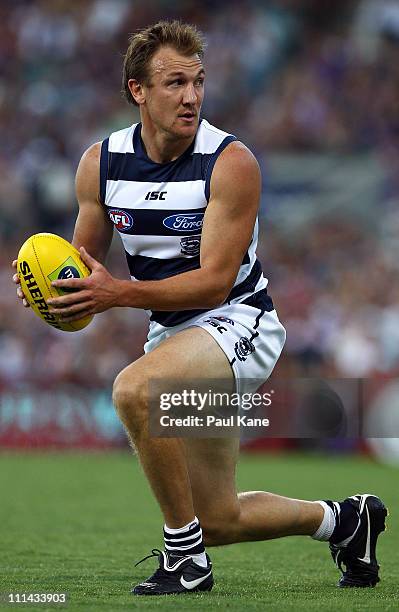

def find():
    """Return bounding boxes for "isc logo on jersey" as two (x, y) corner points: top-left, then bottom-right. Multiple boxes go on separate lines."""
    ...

(108, 209), (134, 232)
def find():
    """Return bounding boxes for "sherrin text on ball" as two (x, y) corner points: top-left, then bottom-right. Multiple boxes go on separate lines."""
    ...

(17, 233), (93, 332)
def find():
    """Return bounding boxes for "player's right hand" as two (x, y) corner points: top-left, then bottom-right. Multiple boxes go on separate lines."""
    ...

(12, 259), (30, 308)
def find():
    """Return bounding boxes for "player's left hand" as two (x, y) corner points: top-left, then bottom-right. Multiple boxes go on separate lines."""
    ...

(47, 247), (120, 322)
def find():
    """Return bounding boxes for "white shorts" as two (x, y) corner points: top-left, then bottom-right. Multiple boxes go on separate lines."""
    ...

(144, 303), (286, 394)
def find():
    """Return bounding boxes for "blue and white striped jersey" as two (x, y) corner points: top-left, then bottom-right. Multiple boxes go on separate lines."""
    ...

(100, 119), (271, 328)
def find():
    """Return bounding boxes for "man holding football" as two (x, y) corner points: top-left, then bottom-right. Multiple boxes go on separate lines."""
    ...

(13, 20), (386, 595)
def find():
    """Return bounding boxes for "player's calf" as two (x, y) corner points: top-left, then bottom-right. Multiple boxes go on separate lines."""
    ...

(201, 509), (241, 546)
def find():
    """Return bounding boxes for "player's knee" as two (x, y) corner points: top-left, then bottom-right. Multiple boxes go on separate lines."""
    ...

(112, 370), (148, 423)
(201, 507), (240, 546)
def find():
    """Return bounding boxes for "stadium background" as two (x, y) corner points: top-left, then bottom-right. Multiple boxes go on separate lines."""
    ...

(0, 1), (399, 608)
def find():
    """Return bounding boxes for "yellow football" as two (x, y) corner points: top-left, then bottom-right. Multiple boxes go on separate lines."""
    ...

(17, 233), (93, 332)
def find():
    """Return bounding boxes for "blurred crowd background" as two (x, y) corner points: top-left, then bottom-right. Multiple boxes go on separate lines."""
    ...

(1, 0), (399, 394)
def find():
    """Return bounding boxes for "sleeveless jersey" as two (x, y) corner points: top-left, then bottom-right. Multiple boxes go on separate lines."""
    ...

(99, 119), (272, 328)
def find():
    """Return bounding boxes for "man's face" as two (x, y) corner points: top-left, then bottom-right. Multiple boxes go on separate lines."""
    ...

(132, 46), (205, 140)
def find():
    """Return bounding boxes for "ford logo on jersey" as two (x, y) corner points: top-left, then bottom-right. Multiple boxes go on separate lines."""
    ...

(163, 213), (204, 232)
(108, 209), (134, 232)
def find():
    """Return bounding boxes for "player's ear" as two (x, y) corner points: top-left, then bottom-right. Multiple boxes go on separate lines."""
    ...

(128, 79), (146, 105)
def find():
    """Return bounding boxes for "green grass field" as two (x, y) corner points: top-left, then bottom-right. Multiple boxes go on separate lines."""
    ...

(0, 451), (397, 611)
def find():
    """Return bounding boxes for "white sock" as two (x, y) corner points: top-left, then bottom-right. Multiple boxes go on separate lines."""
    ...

(189, 552), (208, 568)
(164, 517), (208, 567)
(311, 501), (336, 541)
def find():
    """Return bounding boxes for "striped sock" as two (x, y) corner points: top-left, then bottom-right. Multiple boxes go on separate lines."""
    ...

(163, 517), (207, 567)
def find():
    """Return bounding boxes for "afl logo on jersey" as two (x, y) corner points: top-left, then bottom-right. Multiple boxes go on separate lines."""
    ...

(163, 213), (204, 233)
(108, 209), (134, 232)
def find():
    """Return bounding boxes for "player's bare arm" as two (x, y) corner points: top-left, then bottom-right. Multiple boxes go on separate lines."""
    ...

(12, 142), (114, 310)
(46, 142), (119, 319)
(48, 141), (261, 322)
(72, 142), (114, 263)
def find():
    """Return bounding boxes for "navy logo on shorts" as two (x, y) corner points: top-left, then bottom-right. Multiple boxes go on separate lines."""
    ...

(234, 337), (255, 362)
(180, 235), (201, 256)
(204, 316), (228, 334)
(213, 316), (235, 326)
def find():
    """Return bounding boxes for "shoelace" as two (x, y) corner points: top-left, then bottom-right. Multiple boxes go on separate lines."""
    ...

(134, 548), (163, 568)
(331, 547), (345, 571)
(134, 548), (194, 585)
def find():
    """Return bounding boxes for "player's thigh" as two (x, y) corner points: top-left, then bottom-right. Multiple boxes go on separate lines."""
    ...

(115, 326), (240, 522)
(113, 325), (235, 416)
(117, 325), (234, 383)
(184, 437), (240, 526)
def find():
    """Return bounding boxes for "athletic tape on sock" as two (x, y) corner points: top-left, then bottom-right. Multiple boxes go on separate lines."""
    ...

(311, 501), (336, 541)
